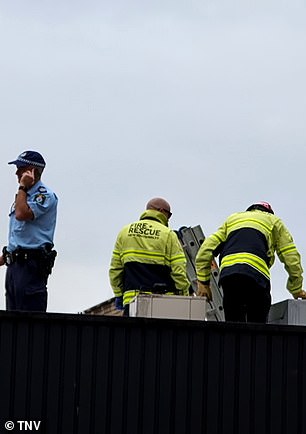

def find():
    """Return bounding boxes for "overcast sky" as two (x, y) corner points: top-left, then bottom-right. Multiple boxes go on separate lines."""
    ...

(1, 0), (306, 313)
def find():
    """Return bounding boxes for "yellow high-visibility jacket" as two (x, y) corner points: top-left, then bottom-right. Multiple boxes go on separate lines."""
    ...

(195, 210), (303, 296)
(109, 209), (190, 306)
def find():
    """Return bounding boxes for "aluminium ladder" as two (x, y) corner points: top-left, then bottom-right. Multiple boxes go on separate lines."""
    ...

(176, 225), (225, 321)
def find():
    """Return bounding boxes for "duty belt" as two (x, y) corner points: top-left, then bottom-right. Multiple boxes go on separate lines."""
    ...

(3, 246), (48, 265)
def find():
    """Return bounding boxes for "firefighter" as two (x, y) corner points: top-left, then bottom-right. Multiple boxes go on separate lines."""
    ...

(109, 197), (190, 315)
(195, 201), (306, 323)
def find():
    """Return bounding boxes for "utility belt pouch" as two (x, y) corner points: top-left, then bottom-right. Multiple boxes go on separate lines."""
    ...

(32, 246), (57, 281)
(40, 246), (57, 277)
(152, 283), (178, 295)
(2, 246), (12, 266)
(153, 283), (169, 294)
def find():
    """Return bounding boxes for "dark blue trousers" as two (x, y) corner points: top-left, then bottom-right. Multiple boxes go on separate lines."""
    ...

(221, 274), (271, 323)
(5, 259), (48, 312)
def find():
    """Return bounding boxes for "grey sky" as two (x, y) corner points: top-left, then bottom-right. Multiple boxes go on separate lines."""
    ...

(1, 0), (306, 312)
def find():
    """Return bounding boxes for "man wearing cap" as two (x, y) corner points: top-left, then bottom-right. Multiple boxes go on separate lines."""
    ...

(0, 151), (58, 312)
(195, 202), (306, 323)
(109, 197), (190, 316)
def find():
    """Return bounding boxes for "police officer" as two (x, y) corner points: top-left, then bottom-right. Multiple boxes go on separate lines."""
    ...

(0, 151), (58, 312)
(195, 201), (306, 323)
(109, 197), (190, 315)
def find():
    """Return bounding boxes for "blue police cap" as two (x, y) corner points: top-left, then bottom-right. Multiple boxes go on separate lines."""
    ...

(8, 151), (46, 168)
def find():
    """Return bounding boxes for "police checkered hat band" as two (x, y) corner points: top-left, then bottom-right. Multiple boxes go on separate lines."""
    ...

(8, 151), (46, 168)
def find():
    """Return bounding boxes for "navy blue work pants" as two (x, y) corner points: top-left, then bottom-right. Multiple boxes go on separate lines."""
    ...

(221, 274), (271, 323)
(5, 259), (48, 312)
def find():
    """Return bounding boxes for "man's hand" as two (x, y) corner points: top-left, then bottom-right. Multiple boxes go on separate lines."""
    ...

(196, 281), (212, 300)
(293, 289), (306, 299)
(19, 168), (35, 189)
(0, 255), (5, 267)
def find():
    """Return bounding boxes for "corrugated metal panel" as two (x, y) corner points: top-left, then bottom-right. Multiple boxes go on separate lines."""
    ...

(1, 311), (306, 434)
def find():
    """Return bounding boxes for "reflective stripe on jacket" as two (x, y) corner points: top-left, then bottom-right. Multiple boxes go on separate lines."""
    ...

(195, 210), (303, 296)
(109, 209), (190, 305)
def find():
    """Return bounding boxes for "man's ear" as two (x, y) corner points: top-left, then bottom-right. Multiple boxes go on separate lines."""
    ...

(33, 167), (41, 180)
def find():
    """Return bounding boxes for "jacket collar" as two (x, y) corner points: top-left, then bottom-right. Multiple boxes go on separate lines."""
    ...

(139, 209), (168, 227)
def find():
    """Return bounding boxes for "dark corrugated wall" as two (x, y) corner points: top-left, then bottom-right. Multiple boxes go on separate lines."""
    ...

(1, 311), (306, 434)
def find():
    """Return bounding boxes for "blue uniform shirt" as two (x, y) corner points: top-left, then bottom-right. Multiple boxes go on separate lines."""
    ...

(8, 180), (58, 252)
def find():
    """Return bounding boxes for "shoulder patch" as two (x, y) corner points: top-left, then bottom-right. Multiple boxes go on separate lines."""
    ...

(34, 193), (46, 205)
(38, 186), (47, 193)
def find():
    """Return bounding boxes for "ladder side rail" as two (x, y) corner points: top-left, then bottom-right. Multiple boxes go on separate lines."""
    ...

(179, 227), (201, 262)
(190, 227), (224, 316)
(178, 226), (224, 321)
